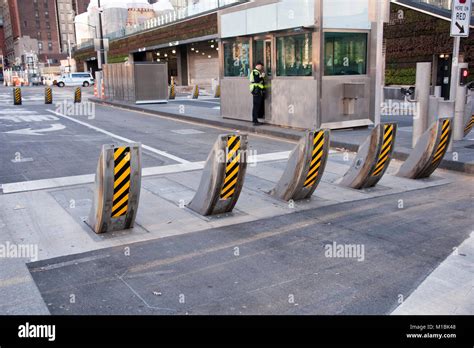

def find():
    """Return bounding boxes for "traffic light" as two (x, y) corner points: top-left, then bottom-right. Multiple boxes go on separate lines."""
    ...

(459, 68), (469, 86)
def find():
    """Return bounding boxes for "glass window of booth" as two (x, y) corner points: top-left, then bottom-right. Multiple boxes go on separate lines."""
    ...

(223, 39), (250, 77)
(324, 32), (368, 76)
(276, 33), (313, 77)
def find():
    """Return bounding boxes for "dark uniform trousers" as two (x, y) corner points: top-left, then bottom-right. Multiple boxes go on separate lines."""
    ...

(252, 92), (265, 123)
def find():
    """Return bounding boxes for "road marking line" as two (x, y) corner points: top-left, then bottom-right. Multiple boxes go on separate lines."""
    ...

(0, 152), (292, 194)
(47, 109), (190, 164)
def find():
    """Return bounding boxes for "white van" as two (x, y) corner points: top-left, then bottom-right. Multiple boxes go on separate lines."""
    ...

(56, 73), (95, 87)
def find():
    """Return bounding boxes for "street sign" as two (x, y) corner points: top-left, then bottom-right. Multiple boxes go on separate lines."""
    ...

(450, 0), (472, 37)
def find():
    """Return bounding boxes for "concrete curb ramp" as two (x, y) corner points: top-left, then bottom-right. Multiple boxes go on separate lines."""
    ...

(397, 118), (452, 179)
(87, 143), (142, 234)
(340, 123), (397, 189)
(187, 134), (248, 216)
(270, 129), (330, 201)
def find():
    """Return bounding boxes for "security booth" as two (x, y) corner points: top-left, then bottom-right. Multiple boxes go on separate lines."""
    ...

(218, 0), (384, 130)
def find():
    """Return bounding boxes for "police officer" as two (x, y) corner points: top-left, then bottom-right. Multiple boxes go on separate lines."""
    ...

(249, 61), (266, 126)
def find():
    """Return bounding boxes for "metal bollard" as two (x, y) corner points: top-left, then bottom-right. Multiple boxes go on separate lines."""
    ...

(438, 100), (455, 152)
(45, 87), (53, 104)
(412, 62), (431, 148)
(13, 87), (22, 105)
(74, 87), (82, 103)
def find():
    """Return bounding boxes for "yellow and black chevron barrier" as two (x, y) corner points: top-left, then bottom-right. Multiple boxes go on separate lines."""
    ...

(169, 83), (176, 100)
(45, 87), (53, 104)
(188, 134), (248, 216)
(397, 118), (452, 179)
(340, 123), (397, 189)
(74, 87), (82, 103)
(220, 135), (242, 200)
(270, 129), (330, 201)
(214, 85), (221, 98)
(192, 85), (199, 99)
(87, 143), (142, 234)
(111, 147), (132, 218)
(431, 119), (451, 166)
(464, 114), (474, 137)
(371, 124), (395, 177)
(13, 87), (22, 105)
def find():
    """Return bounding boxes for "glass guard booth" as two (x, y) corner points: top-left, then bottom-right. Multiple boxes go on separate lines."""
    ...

(218, 0), (382, 130)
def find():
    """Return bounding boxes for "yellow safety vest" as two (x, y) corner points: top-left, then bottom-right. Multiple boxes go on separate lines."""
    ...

(249, 69), (265, 93)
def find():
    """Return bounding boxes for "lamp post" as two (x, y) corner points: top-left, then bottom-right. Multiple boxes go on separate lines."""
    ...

(97, 0), (106, 70)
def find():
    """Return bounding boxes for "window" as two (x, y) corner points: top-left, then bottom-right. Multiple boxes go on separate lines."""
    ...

(276, 33), (312, 77)
(48, 42), (53, 51)
(223, 39), (250, 77)
(324, 33), (368, 76)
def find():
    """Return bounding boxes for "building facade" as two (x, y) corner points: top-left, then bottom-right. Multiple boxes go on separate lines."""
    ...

(2, 0), (90, 68)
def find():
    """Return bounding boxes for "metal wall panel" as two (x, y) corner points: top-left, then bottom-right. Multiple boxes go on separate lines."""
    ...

(134, 63), (168, 104)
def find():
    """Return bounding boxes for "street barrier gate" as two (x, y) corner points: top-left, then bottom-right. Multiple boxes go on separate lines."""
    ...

(87, 144), (142, 234)
(397, 118), (452, 179)
(187, 134), (248, 216)
(270, 129), (330, 201)
(340, 123), (397, 189)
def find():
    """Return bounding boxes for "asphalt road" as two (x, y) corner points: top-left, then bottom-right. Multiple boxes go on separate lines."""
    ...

(0, 86), (293, 184)
(28, 175), (473, 315)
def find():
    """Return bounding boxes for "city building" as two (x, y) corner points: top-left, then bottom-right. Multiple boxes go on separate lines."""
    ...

(72, 0), (90, 15)
(2, 0), (64, 67)
(1, 0), (91, 69)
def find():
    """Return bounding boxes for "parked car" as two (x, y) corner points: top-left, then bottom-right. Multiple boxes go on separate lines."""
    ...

(56, 73), (95, 87)
(30, 73), (42, 86)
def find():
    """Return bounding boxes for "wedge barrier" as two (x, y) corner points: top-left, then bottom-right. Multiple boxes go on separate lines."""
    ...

(13, 87), (22, 105)
(192, 85), (199, 99)
(169, 83), (176, 100)
(340, 123), (397, 189)
(187, 134), (248, 216)
(464, 114), (473, 137)
(214, 85), (221, 98)
(397, 118), (452, 179)
(87, 144), (142, 234)
(74, 87), (82, 103)
(270, 129), (330, 201)
(45, 87), (53, 104)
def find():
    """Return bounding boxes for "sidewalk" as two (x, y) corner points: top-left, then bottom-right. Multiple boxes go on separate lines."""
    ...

(90, 97), (474, 174)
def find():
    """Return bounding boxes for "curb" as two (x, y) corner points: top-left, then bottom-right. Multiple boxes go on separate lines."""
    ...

(91, 98), (473, 175)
